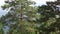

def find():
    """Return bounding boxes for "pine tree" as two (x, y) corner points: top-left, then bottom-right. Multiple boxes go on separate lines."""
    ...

(1, 0), (38, 34)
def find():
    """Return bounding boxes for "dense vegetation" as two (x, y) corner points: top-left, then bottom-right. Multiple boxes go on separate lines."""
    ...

(0, 0), (60, 34)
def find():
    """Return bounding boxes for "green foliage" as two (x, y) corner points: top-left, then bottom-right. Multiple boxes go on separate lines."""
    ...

(1, 0), (38, 34)
(1, 0), (60, 34)
(37, 5), (60, 34)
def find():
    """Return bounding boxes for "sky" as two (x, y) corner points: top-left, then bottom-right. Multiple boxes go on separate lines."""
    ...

(0, 0), (56, 17)
(0, 0), (7, 17)
(32, 0), (56, 6)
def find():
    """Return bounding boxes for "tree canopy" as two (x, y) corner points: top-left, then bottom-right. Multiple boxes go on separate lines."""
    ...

(0, 0), (60, 34)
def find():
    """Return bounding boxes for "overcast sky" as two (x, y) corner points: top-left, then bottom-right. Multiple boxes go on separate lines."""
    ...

(0, 0), (56, 17)
(32, 0), (56, 6)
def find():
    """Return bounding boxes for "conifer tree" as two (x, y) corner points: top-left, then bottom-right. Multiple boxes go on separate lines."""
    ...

(2, 0), (39, 34)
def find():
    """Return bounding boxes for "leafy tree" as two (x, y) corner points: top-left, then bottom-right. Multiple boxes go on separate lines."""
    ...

(1, 0), (39, 34)
(37, 4), (60, 34)
(0, 17), (4, 34)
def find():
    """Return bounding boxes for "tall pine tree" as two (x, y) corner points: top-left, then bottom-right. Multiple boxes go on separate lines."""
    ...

(1, 0), (39, 34)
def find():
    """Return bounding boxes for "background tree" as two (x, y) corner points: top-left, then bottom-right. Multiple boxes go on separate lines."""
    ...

(37, 5), (60, 34)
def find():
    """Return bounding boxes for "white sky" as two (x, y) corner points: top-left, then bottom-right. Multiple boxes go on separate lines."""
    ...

(0, 0), (5, 6)
(0, 0), (56, 6)
(32, 0), (56, 6)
